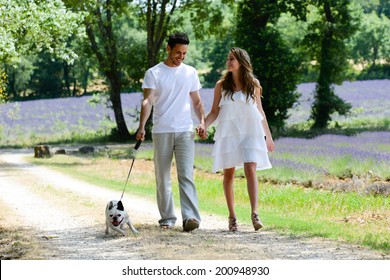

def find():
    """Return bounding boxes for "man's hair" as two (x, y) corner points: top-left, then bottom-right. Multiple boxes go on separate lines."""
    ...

(167, 32), (190, 49)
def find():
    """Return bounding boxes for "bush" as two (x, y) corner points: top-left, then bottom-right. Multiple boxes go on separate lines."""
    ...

(357, 64), (390, 80)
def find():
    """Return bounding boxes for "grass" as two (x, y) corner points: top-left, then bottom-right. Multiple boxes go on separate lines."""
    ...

(27, 147), (390, 253)
(0, 226), (37, 259)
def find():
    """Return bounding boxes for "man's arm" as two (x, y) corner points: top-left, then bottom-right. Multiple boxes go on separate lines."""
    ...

(190, 90), (206, 135)
(136, 88), (154, 141)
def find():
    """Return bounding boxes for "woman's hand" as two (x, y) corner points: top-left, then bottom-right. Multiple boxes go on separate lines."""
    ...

(266, 137), (275, 152)
(196, 124), (208, 139)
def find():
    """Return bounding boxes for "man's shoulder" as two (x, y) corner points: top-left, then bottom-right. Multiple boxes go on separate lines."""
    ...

(147, 62), (164, 72)
(180, 63), (199, 76)
(181, 63), (196, 70)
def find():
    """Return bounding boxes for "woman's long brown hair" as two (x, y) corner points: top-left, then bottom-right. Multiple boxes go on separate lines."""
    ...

(221, 47), (257, 102)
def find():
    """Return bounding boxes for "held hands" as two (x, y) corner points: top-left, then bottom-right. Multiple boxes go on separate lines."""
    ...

(196, 124), (208, 140)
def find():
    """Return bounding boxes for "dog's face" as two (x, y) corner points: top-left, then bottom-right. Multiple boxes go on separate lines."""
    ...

(106, 200), (125, 227)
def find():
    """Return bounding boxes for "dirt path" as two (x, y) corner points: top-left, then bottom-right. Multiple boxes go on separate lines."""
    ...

(0, 149), (387, 260)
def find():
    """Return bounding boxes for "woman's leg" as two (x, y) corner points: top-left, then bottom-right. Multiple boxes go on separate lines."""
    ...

(244, 162), (263, 230)
(223, 167), (236, 218)
(244, 162), (258, 214)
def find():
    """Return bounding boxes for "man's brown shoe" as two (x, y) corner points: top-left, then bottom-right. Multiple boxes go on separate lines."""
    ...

(183, 218), (199, 232)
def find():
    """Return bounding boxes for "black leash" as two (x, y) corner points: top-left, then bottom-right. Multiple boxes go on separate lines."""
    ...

(120, 140), (142, 201)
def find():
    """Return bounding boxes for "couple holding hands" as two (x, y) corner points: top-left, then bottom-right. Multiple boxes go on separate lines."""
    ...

(136, 32), (274, 233)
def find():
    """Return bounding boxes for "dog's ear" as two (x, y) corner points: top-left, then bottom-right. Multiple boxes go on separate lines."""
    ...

(117, 200), (124, 211)
(108, 201), (114, 210)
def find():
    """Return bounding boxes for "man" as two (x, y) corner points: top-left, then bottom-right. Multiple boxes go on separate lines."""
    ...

(136, 32), (206, 232)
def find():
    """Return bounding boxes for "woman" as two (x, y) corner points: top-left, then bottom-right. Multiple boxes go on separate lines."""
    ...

(198, 47), (274, 231)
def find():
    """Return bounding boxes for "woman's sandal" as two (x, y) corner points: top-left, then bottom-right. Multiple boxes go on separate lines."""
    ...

(228, 217), (238, 232)
(251, 213), (263, 231)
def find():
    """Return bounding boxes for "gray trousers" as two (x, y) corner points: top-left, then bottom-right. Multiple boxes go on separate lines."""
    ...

(153, 132), (201, 226)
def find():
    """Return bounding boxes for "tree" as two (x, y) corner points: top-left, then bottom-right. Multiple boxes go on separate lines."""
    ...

(203, 34), (232, 88)
(305, 0), (357, 129)
(64, 0), (147, 140)
(353, 0), (390, 19)
(82, 0), (132, 140)
(138, 0), (176, 69)
(235, 0), (307, 134)
(64, 0), (226, 141)
(0, 0), (83, 102)
(349, 7), (390, 79)
(138, 0), (226, 68)
(0, 68), (6, 103)
(30, 52), (64, 99)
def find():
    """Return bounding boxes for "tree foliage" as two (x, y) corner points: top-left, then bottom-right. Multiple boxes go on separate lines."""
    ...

(137, 0), (178, 68)
(0, 0), (83, 65)
(137, 0), (225, 67)
(349, 7), (390, 70)
(0, 0), (83, 103)
(305, 0), (357, 128)
(235, 0), (307, 134)
(64, 0), (142, 140)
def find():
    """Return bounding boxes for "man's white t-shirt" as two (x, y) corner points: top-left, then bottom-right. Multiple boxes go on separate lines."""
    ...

(142, 62), (202, 133)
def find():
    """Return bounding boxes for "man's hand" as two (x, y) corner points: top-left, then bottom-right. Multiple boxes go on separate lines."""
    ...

(196, 125), (208, 140)
(136, 128), (146, 141)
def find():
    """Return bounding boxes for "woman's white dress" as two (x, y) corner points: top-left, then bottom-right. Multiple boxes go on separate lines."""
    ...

(212, 90), (272, 173)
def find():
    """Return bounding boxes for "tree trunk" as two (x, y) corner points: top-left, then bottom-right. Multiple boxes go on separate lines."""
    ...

(312, 31), (333, 129)
(84, 1), (131, 141)
(311, 0), (352, 129)
(108, 73), (131, 140)
(63, 62), (71, 97)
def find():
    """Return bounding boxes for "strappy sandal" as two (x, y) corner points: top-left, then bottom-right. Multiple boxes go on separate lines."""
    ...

(228, 217), (238, 232)
(251, 213), (263, 231)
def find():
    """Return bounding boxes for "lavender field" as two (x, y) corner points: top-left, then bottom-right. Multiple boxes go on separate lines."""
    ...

(0, 93), (144, 143)
(192, 131), (390, 193)
(287, 79), (390, 125)
(1, 80), (390, 187)
(0, 79), (389, 143)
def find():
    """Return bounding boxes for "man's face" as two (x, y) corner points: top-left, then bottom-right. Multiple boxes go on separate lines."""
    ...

(167, 44), (188, 66)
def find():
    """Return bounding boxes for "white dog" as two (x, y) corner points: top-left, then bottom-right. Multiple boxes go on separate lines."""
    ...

(105, 200), (139, 236)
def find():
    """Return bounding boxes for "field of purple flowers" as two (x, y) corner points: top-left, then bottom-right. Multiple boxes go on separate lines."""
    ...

(287, 79), (390, 125)
(1, 80), (390, 192)
(0, 93), (144, 143)
(192, 130), (390, 195)
(1, 79), (388, 143)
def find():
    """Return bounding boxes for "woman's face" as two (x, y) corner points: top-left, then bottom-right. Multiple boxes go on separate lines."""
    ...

(226, 51), (240, 73)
